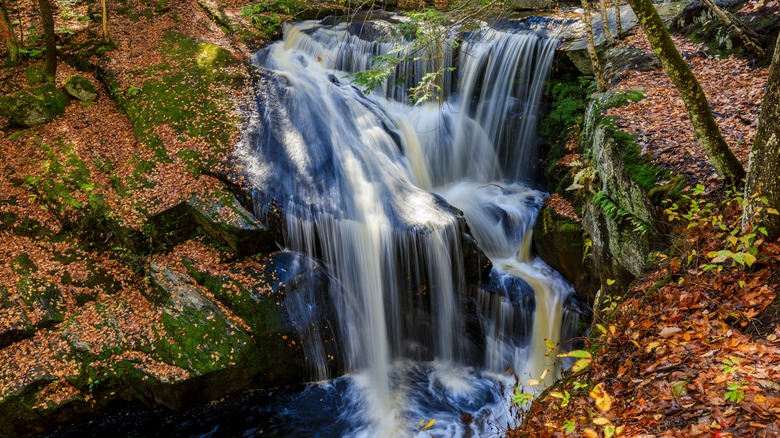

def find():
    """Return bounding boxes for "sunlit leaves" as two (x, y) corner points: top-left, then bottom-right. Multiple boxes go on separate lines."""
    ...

(558, 349), (592, 373)
(724, 382), (745, 403)
(589, 383), (612, 413)
(512, 390), (533, 407)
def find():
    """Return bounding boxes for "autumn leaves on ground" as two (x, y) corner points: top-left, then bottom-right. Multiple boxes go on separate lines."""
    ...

(516, 3), (780, 437)
(0, 0), (311, 435)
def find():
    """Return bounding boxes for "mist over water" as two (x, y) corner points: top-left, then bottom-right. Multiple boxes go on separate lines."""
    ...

(234, 17), (577, 436)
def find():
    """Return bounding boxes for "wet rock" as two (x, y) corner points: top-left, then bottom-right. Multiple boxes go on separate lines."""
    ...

(533, 205), (599, 300)
(63, 75), (98, 102)
(184, 251), (336, 381)
(0, 83), (70, 127)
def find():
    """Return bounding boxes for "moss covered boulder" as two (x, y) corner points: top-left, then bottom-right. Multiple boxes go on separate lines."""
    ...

(63, 75), (98, 102)
(149, 263), (264, 384)
(24, 65), (47, 86)
(0, 83), (70, 127)
(188, 188), (277, 257)
(184, 251), (337, 381)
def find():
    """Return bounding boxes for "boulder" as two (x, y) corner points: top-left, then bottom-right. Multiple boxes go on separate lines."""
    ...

(24, 65), (47, 86)
(0, 83), (70, 127)
(603, 46), (661, 85)
(63, 75), (98, 102)
(188, 188), (277, 257)
(184, 251), (336, 381)
(580, 91), (662, 294)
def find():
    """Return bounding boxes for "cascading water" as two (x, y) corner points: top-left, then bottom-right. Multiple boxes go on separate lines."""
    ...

(235, 16), (578, 436)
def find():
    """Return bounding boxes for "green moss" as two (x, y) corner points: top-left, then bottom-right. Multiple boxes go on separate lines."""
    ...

(184, 262), (286, 335)
(600, 118), (667, 191)
(11, 253), (38, 275)
(154, 304), (254, 374)
(0, 83), (70, 127)
(196, 43), (240, 70)
(24, 65), (47, 86)
(539, 74), (595, 166)
(121, 32), (239, 184)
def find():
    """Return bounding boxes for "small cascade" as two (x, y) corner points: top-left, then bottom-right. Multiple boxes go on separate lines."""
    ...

(237, 17), (576, 436)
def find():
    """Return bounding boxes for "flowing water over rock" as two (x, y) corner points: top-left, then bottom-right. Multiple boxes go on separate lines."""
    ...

(231, 18), (577, 436)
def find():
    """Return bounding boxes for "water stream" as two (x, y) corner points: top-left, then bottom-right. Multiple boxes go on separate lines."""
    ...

(230, 17), (579, 436)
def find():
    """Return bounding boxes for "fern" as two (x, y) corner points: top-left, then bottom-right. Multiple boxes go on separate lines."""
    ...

(592, 191), (650, 236)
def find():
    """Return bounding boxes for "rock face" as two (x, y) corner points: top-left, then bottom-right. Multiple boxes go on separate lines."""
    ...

(0, 83), (70, 127)
(558, 5), (639, 76)
(63, 75), (98, 102)
(533, 205), (599, 298)
(536, 87), (668, 303)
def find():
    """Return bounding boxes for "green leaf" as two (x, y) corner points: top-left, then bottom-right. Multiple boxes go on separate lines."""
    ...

(562, 419), (576, 435)
(558, 350), (592, 359)
(742, 252), (757, 267)
(571, 358), (592, 372)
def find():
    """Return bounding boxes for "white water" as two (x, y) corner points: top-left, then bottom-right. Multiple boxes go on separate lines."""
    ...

(238, 18), (576, 436)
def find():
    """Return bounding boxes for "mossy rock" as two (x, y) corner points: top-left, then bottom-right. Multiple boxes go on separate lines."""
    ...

(24, 65), (47, 86)
(184, 251), (334, 380)
(533, 205), (598, 300)
(63, 75), (98, 102)
(0, 297), (35, 348)
(147, 202), (199, 252)
(0, 83), (70, 127)
(188, 189), (277, 257)
(17, 278), (66, 329)
(149, 263), (263, 375)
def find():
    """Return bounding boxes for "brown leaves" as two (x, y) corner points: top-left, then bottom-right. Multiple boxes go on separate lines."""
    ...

(605, 31), (767, 184)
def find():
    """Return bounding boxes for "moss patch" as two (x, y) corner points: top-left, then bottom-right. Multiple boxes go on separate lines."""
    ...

(0, 83), (70, 127)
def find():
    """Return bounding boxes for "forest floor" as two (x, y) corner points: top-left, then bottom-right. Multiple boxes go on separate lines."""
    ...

(516, 3), (780, 437)
(1, 0), (780, 436)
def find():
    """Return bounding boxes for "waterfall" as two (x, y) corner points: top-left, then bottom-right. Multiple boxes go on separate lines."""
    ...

(237, 17), (576, 436)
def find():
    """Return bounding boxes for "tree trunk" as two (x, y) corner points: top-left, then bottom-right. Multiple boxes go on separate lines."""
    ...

(614, 0), (622, 37)
(37, 0), (56, 82)
(701, 0), (765, 58)
(744, 33), (780, 238)
(583, 0), (608, 92)
(101, 0), (108, 42)
(0, 0), (20, 65)
(600, 0), (615, 44)
(626, 0), (745, 181)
